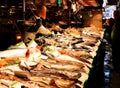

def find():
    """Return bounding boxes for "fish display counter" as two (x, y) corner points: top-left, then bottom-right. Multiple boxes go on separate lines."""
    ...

(0, 25), (105, 88)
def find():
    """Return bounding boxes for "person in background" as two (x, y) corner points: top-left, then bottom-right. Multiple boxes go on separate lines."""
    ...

(111, 10), (120, 73)
(24, 0), (50, 44)
(103, 18), (115, 43)
(24, 0), (47, 28)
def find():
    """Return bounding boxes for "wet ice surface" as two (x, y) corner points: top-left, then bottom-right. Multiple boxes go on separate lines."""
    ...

(104, 43), (112, 88)
(84, 37), (112, 88)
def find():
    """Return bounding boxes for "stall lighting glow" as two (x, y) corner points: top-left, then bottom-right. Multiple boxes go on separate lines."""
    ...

(16, 35), (22, 40)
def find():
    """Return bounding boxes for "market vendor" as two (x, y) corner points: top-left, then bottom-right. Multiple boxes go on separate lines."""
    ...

(23, 1), (50, 44)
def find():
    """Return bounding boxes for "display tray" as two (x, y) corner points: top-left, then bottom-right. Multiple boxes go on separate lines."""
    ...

(0, 26), (105, 88)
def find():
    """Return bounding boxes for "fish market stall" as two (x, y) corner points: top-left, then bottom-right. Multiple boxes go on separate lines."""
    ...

(0, 0), (104, 88)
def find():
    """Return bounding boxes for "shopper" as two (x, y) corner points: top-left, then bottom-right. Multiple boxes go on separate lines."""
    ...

(104, 18), (115, 43)
(111, 10), (120, 73)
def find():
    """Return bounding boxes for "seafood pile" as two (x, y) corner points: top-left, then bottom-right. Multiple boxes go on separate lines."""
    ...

(0, 26), (104, 88)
